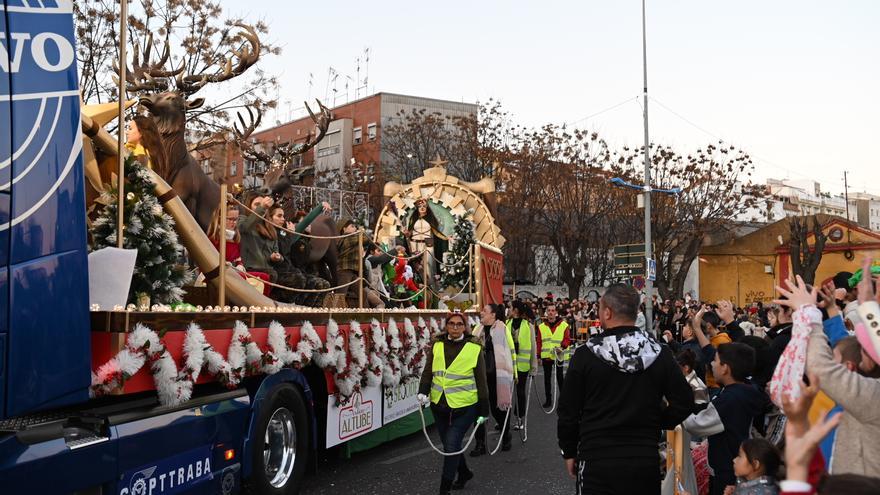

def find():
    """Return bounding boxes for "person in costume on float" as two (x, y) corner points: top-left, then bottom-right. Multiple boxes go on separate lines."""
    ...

(125, 115), (169, 178)
(418, 311), (490, 495)
(269, 202), (332, 307)
(470, 303), (516, 456)
(239, 193), (283, 284)
(401, 198), (448, 291)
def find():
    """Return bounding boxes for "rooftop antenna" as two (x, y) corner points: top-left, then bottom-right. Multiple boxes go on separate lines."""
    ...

(355, 56), (361, 99)
(361, 47), (371, 96)
(325, 67), (338, 102)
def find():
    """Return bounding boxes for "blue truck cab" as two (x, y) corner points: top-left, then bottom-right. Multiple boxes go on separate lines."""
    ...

(0, 3), (316, 493)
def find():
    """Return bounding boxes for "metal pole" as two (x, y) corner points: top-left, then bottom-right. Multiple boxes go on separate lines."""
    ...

(475, 244), (482, 311)
(468, 244), (474, 308)
(641, 0), (654, 331)
(422, 248), (429, 309)
(358, 230), (364, 308)
(116, 0), (129, 248)
(843, 171), (852, 243)
(218, 185), (228, 307)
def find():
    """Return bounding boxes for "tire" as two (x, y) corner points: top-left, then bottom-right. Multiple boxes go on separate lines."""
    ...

(246, 383), (310, 495)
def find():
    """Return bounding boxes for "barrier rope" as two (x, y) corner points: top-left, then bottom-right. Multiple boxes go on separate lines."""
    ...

(426, 279), (472, 300)
(237, 270), (363, 293)
(487, 390), (514, 456)
(532, 358), (561, 415)
(515, 374), (532, 443)
(418, 405), (485, 456)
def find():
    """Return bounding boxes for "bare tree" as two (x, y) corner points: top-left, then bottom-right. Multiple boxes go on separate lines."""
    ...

(381, 100), (516, 183)
(789, 215), (828, 285)
(509, 125), (625, 298)
(74, 0), (280, 148)
(617, 142), (762, 299)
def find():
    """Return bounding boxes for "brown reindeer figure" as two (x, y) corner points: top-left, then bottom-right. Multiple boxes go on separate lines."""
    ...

(233, 104), (340, 283)
(120, 25), (263, 233)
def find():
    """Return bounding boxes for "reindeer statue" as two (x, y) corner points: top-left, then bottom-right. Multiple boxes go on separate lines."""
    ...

(232, 104), (341, 284)
(119, 24), (263, 233)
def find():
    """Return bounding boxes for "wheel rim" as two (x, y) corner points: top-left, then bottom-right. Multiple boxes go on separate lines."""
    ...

(263, 407), (297, 488)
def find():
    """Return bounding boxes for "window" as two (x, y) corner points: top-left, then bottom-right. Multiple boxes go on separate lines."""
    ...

(367, 123), (377, 141)
(230, 160), (238, 177)
(353, 127), (362, 145)
(316, 145), (340, 158)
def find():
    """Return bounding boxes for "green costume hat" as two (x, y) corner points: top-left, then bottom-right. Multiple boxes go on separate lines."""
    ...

(848, 265), (880, 288)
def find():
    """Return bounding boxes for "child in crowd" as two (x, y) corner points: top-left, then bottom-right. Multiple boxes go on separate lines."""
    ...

(684, 343), (769, 495)
(676, 348), (709, 404)
(728, 438), (781, 495)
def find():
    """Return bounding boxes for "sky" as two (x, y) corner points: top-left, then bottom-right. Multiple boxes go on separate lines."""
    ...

(221, 0), (880, 196)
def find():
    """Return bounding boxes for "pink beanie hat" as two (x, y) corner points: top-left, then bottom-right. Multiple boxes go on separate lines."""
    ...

(854, 322), (880, 365)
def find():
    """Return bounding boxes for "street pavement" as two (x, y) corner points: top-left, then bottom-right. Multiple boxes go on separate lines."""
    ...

(300, 375), (574, 494)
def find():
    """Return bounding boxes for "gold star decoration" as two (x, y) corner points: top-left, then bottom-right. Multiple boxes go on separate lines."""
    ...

(428, 154), (448, 168)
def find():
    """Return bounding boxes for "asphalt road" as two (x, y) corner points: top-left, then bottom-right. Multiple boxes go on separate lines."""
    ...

(300, 375), (574, 495)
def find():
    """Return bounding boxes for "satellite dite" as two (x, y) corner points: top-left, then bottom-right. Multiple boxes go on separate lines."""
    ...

(0, 0), (91, 417)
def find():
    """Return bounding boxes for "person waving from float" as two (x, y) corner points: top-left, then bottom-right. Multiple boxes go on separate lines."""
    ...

(417, 311), (490, 495)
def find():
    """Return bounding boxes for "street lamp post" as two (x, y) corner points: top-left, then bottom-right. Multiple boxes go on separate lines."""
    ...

(641, 0), (654, 331)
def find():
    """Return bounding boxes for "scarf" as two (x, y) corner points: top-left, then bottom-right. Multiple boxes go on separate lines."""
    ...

(488, 320), (514, 410)
(768, 305), (817, 408)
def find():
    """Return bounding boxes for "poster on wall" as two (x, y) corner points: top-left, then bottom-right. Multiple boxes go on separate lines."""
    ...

(383, 378), (421, 425)
(326, 386), (383, 448)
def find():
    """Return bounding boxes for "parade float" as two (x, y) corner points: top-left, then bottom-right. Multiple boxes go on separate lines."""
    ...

(0, 2), (505, 492)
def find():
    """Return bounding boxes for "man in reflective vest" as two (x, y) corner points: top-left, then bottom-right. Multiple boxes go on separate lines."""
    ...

(537, 303), (571, 408)
(507, 300), (537, 427)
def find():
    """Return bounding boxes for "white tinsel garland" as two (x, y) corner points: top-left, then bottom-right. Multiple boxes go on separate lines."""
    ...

(367, 319), (387, 388)
(91, 317), (437, 408)
(401, 318), (418, 381)
(383, 318), (403, 387)
(430, 317), (442, 338)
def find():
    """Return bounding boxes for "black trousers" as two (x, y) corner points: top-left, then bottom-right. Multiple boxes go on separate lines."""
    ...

(515, 371), (529, 419)
(542, 359), (565, 403)
(475, 373), (511, 445)
(575, 458), (659, 495)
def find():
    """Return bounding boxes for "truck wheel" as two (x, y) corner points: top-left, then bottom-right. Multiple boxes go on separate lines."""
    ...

(247, 384), (310, 495)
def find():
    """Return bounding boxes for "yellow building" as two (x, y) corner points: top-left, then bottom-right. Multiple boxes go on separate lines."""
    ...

(699, 215), (880, 305)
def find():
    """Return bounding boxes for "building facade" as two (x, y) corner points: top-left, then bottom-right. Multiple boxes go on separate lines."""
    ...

(848, 192), (880, 231)
(208, 93), (478, 210)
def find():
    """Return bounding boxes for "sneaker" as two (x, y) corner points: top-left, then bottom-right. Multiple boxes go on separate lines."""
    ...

(493, 423), (502, 432)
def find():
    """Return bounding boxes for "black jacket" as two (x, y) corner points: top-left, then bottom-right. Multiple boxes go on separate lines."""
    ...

(557, 326), (695, 462)
(707, 382), (770, 484)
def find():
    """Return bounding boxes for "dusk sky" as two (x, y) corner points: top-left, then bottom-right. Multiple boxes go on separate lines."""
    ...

(222, 1), (880, 195)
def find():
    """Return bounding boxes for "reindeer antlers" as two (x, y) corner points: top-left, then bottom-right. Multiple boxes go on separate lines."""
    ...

(176, 23), (262, 97)
(114, 32), (185, 93)
(231, 99), (333, 173)
(297, 99), (333, 155)
(233, 106), (271, 164)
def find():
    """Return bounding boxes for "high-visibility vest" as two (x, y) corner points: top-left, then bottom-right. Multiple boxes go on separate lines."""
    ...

(539, 320), (570, 361)
(473, 324), (516, 369)
(430, 341), (481, 408)
(506, 319), (533, 373)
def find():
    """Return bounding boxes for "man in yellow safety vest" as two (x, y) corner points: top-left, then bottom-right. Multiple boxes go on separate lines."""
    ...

(507, 300), (537, 427)
(538, 303), (571, 408)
